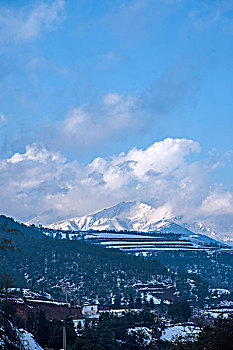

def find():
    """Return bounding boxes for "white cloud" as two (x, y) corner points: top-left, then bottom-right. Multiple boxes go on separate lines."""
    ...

(1, 137), (232, 235)
(88, 138), (202, 201)
(48, 61), (198, 153)
(62, 107), (88, 134)
(7, 144), (66, 164)
(0, 0), (65, 43)
(200, 190), (233, 215)
(58, 92), (137, 146)
(103, 93), (122, 106)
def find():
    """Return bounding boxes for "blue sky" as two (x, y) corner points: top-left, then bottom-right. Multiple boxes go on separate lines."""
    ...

(0, 0), (233, 231)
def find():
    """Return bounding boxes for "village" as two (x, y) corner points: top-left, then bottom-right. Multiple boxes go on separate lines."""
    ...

(11, 286), (233, 346)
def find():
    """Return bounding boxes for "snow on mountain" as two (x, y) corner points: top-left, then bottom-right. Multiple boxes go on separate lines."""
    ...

(47, 200), (227, 244)
(181, 220), (233, 245)
(17, 329), (44, 350)
(48, 201), (172, 232)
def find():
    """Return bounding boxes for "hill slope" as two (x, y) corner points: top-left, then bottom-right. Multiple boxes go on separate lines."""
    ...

(1, 214), (233, 307)
(0, 214), (211, 306)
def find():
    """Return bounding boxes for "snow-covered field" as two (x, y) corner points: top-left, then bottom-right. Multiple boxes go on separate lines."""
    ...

(128, 327), (152, 346)
(205, 308), (233, 318)
(161, 324), (201, 342)
(42, 224), (228, 254)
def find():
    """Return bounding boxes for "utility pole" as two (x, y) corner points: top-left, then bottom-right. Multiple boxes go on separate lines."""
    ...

(63, 326), (66, 350)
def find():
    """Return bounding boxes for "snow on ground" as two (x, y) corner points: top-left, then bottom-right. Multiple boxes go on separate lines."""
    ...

(100, 240), (195, 246)
(128, 327), (152, 346)
(161, 324), (201, 343)
(104, 309), (142, 316)
(205, 308), (233, 318)
(22, 289), (52, 300)
(210, 288), (230, 295)
(0, 328), (4, 349)
(220, 301), (233, 306)
(122, 247), (208, 251)
(27, 299), (69, 306)
(85, 233), (157, 239)
(145, 293), (161, 305)
(18, 329), (44, 350)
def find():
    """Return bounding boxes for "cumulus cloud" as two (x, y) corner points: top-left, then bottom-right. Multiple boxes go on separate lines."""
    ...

(0, 137), (232, 236)
(0, 0), (65, 43)
(7, 144), (66, 164)
(0, 144), (78, 221)
(88, 138), (201, 197)
(200, 190), (233, 216)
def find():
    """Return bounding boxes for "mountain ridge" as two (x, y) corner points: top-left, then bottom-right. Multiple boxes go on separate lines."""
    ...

(47, 201), (172, 232)
(33, 200), (231, 245)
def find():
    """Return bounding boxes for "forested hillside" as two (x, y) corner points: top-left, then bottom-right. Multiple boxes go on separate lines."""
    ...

(155, 251), (233, 290)
(0, 215), (167, 303)
(0, 215), (43, 238)
(0, 215), (209, 306)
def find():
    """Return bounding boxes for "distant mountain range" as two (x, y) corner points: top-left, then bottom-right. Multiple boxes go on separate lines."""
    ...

(40, 201), (231, 245)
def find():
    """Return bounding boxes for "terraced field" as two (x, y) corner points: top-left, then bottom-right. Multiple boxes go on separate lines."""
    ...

(62, 231), (230, 255)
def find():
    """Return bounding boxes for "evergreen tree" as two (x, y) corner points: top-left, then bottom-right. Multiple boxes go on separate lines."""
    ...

(149, 297), (154, 310)
(47, 319), (63, 350)
(114, 295), (121, 309)
(135, 296), (142, 309)
(129, 294), (134, 309)
(168, 300), (192, 323)
(34, 311), (50, 347)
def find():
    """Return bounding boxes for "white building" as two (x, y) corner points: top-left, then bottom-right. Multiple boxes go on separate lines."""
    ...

(82, 303), (99, 318)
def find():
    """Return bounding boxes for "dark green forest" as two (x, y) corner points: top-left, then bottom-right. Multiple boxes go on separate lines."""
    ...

(0, 215), (210, 306)
(0, 215), (168, 304)
(1, 215), (233, 349)
(155, 250), (233, 290)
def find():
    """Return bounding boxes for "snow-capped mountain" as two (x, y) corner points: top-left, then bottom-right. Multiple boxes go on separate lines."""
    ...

(181, 220), (233, 246)
(47, 200), (229, 244)
(49, 201), (162, 231)
(49, 201), (188, 233)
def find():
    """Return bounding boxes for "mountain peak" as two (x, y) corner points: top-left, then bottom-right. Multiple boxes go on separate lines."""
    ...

(32, 201), (230, 245)
(48, 200), (173, 232)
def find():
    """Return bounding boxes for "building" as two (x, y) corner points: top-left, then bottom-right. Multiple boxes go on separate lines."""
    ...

(17, 299), (84, 325)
